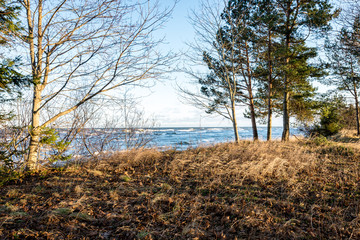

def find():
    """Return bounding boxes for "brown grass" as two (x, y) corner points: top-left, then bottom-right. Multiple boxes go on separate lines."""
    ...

(330, 129), (360, 143)
(170, 142), (318, 186)
(1, 140), (360, 239)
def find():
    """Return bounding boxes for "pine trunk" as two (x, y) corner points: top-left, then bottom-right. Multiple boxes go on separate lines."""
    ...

(355, 91), (360, 136)
(231, 100), (240, 143)
(267, 103), (272, 141)
(245, 41), (258, 141)
(282, 5), (291, 142)
(249, 96), (258, 141)
(282, 90), (290, 141)
(267, 30), (273, 141)
(352, 79), (360, 136)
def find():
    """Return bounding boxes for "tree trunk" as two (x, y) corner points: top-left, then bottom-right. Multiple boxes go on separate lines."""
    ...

(282, 5), (291, 142)
(249, 96), (258, 141)
(267, 102), (272, 141)
(26, 0), (43, 171)
(245, 41), (258, 141)
(282, 90), (290, 141)
(27, 85), (42, 171)
(267, 30), (273, 141)
(231, 100), (240, 143)
(354, 91), (360, 136)
(352, 79), (360, 136)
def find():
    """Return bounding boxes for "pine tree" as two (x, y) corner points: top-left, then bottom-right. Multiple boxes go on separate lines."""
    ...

(200, 47), (242, 143)
(193, 0), (262, 142)
(325, 14), (360, 135)
(251, 0), (282, 141)
(0, 0), (29, 176)
(0, 0), (26, 105)
(272, 0), (337, 141)
(219, 0), (260, 141)
(226, 0), (326, 141)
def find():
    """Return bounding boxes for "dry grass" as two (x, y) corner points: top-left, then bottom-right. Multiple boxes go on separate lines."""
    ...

(170, 142), (318, 186)
(1, 140), (360, 239)
(330, 129), (360, 143)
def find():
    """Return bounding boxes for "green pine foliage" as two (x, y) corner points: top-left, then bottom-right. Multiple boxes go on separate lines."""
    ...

(0, 0), (27, 105)
(0, 0), (21, 45)
(0, 58), (29, 103)
(284, 41), (320, 123)
(196, 0), (262, 141)
(218, 0), (261, 139)
(304, 94), (356, 137)
(317, 104), (344, 137)
(273, 0), (337, 140)
(0, 1), (29, 178)
(220, 0), (336, 137)
(200, 51), (240, 115)
(39, 127), (72, 163)
(197, 0), (337, 141)
(324, 13), (360, 135)
(0, 0), (28, 107)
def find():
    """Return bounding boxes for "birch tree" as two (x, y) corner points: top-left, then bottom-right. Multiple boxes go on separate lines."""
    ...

(15, 0), (174, 170)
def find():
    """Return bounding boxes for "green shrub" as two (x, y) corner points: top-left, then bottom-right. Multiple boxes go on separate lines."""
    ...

(312, 135), (329, 146)
(304, 94), (348, 137)
(39, 127), (72, 163)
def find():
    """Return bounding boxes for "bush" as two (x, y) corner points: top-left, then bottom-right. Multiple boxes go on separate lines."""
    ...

(311, 135), (329, 146)
(304, 94), (355, 137)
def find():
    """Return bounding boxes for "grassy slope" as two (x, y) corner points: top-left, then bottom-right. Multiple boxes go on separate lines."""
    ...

(1, 139), (360, 239)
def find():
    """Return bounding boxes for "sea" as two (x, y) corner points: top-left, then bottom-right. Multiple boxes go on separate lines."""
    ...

(144, 127), (302, 149)
(68, 127), (302, 156)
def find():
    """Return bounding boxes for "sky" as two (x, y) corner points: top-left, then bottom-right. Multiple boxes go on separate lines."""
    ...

(134, 0), (283, 128)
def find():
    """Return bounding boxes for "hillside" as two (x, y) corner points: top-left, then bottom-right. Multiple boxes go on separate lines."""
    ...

(1, 139), (360, 239)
